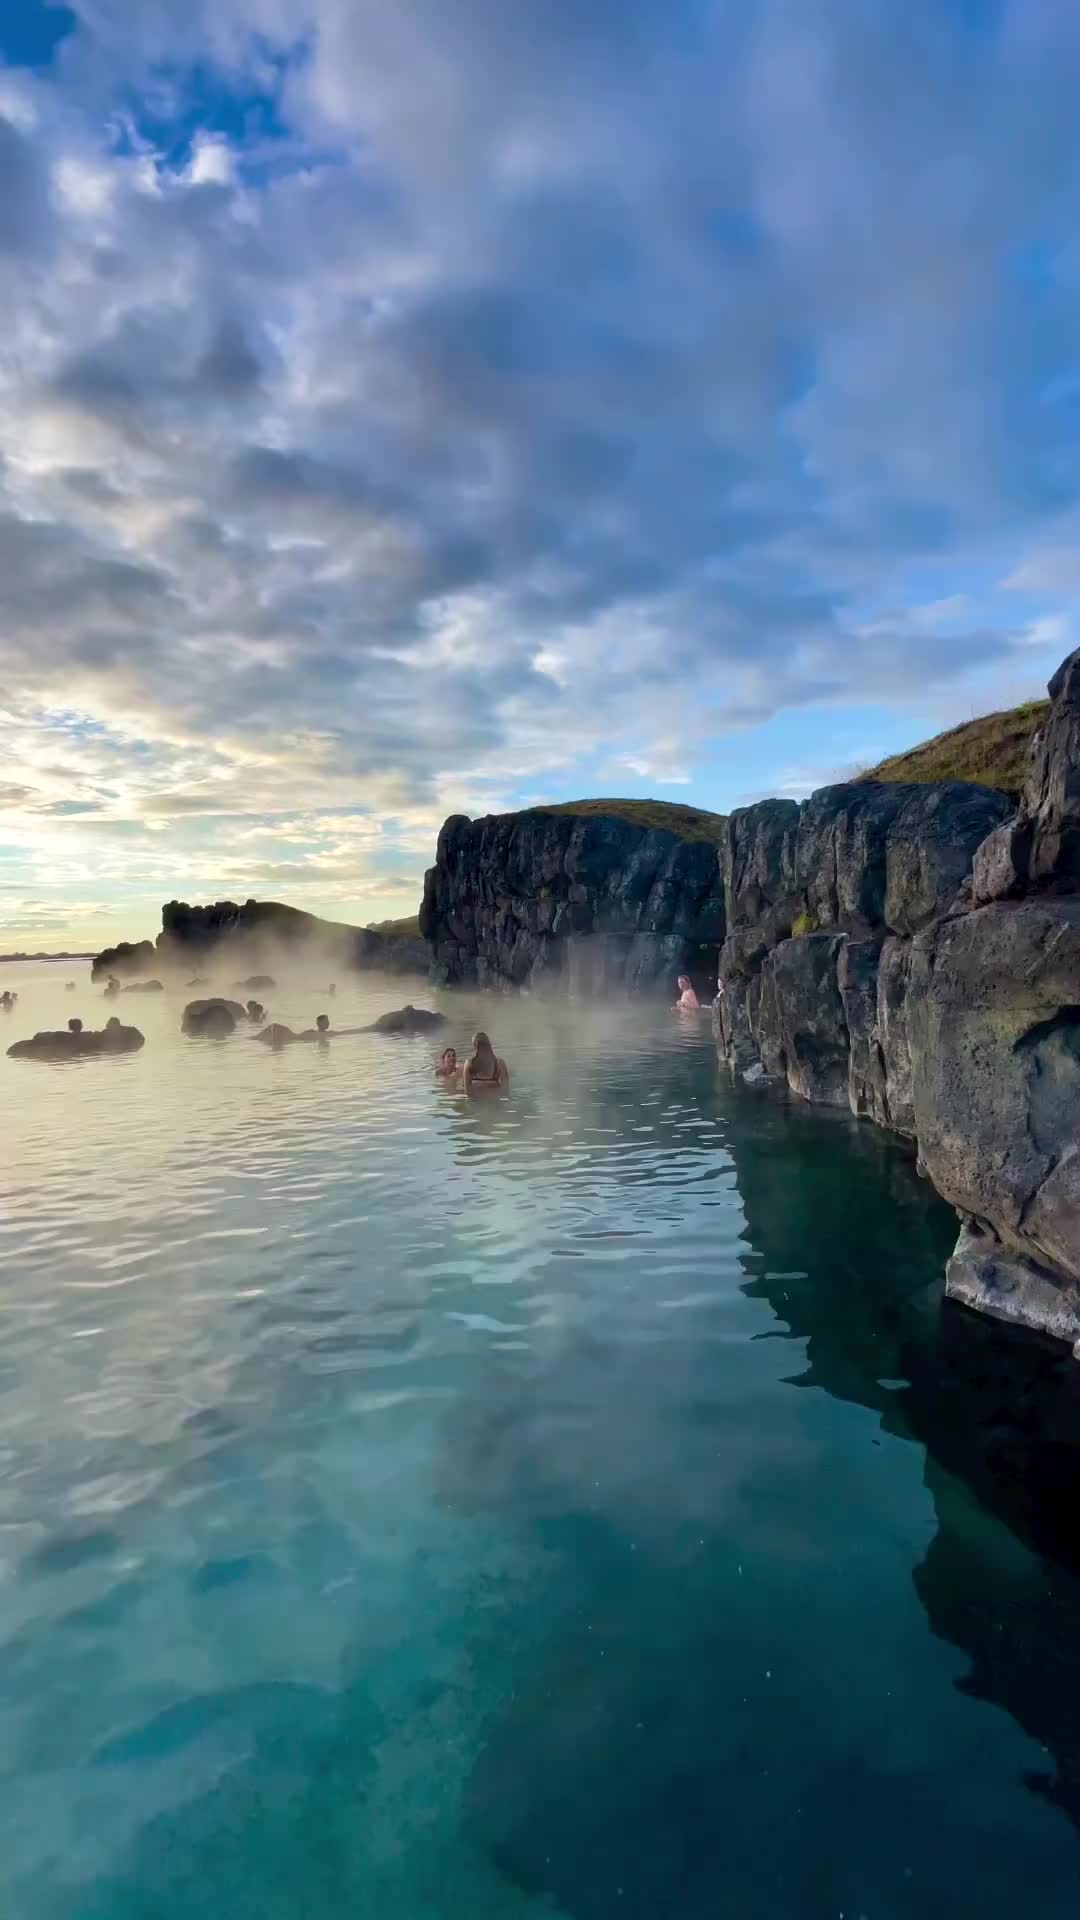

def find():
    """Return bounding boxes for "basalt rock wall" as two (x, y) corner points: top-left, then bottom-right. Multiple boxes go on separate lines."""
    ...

(716, 649), (1080, 1347)
(420, 809), (725, 993)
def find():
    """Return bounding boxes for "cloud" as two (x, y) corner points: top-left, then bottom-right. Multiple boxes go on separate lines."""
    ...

(1, 0), (1079, 938)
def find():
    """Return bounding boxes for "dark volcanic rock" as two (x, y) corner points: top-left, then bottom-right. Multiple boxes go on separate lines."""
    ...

(908, 899), (1080, 1306)
(181, 998), (245, 1038)
(1025, 646), (1080, 892)
(233, 974), (277, 990)
(715, 646), (1080, 1345)
(366, 1004), (447, 1034)
(121, 980), (164, 994)
(93, 900), (428, 987)
(91, 939), (156, 983)
(421, 809), (726, 993)
(253, 1023), (302, 1049)
(8, 1019), (144, 1061)
(725, 781), (1011, 942)
(757, 932), (850, 1106)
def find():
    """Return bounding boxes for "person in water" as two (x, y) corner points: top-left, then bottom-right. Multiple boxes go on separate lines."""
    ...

(673, 975), (701, 1010)
(68, 1018), (83, 1034)
(463, 1030), (509, 1094)
(436, 1046), (460, 1081)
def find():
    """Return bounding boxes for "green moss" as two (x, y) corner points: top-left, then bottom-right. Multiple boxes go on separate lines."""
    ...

(536, 797), (727, 845)
(790, 910), (816, 937)
(863, 700), (1047, 800)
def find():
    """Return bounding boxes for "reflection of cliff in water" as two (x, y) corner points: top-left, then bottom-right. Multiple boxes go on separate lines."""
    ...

(729, 1087), (1080, 1567)
(731, 1086), (1080, 1828)
(460, 1080), (1080, 1918)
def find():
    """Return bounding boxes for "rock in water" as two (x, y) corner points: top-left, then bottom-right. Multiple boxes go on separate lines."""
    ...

(254, 1024), (301, 1049)
(181, 998), (245, 1038)
(367, 1005), (447, 1033)
(8, 1019), (144, 1061)
(121, 980), (165, 994)
(233, 974), (277, 990)
(90, 939), (157, 983)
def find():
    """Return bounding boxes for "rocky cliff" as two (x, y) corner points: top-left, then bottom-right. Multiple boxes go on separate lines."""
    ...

(93, 899), (428, 981)
(716, 648), (1080, 1348)
(420, 808), (726, 992)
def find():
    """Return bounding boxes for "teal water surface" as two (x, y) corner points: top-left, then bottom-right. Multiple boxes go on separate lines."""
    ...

(3, 962), (1080, 1918)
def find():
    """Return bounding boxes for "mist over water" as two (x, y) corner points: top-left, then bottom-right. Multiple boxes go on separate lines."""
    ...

(3, 960), (1080, 1918)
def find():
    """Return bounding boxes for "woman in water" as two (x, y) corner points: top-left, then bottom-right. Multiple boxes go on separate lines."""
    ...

(673, 975), (701, 1010)
(435, 1046), (460, 1081)
(463, 1031), (509, 1094)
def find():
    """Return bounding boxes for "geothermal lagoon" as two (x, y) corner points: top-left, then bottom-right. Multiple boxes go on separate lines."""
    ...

(3, 961), (1080, 1918)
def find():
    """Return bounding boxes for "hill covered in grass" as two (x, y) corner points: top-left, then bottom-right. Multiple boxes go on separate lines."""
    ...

(366, 914), (421, 939)
(863, 699), (1048, 799)
(536, 797), (727, 844)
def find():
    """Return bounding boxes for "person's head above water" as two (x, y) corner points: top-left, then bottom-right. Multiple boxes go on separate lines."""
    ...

(439, 1046), (458, 1071)
(316, 1014), (330, 1032)
(68, 1017), (83, 1034)
(677, 975), (691, 991)
(469, 1031), (496, 1073)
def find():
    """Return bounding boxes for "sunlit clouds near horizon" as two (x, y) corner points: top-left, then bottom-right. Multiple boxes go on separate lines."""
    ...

(2, 0), (1080, 945)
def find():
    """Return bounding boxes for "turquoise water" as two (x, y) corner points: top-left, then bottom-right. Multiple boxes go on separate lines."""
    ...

(3, 961), (1080, 1918)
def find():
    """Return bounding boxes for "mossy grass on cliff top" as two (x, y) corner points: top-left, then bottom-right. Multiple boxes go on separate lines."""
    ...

(367, 915), (421, 938)
(535, 798), (728, 844)
(863, 699), (1048, 799)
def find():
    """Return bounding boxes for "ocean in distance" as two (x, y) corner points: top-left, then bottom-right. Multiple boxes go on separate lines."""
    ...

(3, 958), (1080, 1919)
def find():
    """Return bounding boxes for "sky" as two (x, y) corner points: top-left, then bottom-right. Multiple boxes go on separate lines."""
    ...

(1, 0), (1079, 950)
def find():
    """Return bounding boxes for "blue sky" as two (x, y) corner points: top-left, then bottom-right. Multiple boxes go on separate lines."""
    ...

(1, 0), (1078, 946)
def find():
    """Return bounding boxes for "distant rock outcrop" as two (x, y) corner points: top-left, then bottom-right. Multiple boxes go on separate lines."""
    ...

(93, 901), (428, 984)
(8, 1018), (144, 1061)
(181, 998), (245, 1038)
(90, 940), (157, 983)
(420, 809), (726, 993)
(715, 648), (1080, 1348)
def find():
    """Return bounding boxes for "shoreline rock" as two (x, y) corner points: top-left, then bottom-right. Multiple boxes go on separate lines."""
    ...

(714, 647), (1080, 1349)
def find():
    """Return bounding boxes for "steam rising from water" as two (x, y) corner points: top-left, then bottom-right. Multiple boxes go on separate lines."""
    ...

(3, 958), (1080, 1918)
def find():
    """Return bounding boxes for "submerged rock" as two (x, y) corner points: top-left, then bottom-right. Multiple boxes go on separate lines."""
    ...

(121, 980), (164, 994)
(8, 1017), (144, 1061)
(366, 1004), (447, 1034)
(233, 974), (276, 990)
(181, 997), (245, 1038)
